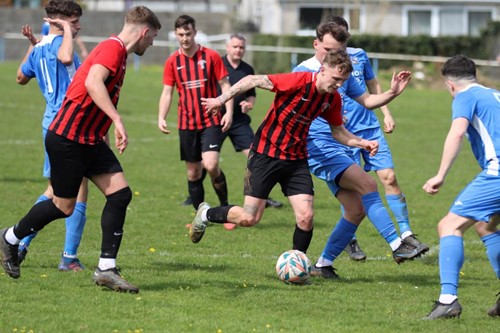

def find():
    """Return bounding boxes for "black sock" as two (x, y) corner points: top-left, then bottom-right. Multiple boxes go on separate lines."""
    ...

(292, 224), (313, 253)
(13, 199), (68, 239)
(100, 187), (132, 258)
(188, 177), (205, 210)
(211, 169), (228, 206)
(206, 205), (235, 223)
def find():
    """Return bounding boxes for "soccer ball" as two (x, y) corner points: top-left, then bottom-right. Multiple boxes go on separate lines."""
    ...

(276, 250), (311, 285)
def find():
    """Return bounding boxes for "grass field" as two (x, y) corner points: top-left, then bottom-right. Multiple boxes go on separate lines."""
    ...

(0, 61), (498, 333)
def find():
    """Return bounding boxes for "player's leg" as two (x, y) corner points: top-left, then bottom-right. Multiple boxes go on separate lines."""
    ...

(1, 131), (83, 278)
(88, 143), (138, 293)
(364, 130), (428, 251)
(312, 188), (363, 279)
(18, 149), (55, 262)
(339, 146), (366, 260)
(339, 164), (426, 263)
(476, 215), (500, 317)
(425, 174), (499, 319)
(59, 177), (89, 271)
(179, 129), (205, 210)
(423, 212), (473, 319)
(202, 126), (228, 206)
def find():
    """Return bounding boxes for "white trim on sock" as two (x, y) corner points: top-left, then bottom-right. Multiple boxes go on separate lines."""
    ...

(401, 231), (413, 240)
(316, 257), (333, 267)
(438, 294), (457, 304)
(5, 227), (20, 245)
(98, 258), (116, 270)
(389, 238), (402, 251)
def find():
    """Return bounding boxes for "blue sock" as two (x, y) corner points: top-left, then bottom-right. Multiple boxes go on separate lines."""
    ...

(340, 204), (357, 242)
(480, 231), (500, 279)
(362, 192), (398, 244)
(386, 194), (411, 235)
(321, 217), (358, 262)
(19, 194), (50, 249)
(439, 235), (464, 296)
(63, 202), (87, 257)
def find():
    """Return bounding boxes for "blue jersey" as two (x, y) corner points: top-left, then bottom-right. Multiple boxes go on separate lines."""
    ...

(452, 84), (500, 176)
(342, 47), (379, 133)
(21, 34), (80, 130)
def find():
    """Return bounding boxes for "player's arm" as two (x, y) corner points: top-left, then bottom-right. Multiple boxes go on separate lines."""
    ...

(16, 25), (37, 85)
(85, 64), (128, 154)
(354, 71), (411, 110)
(219, 76), (233, 132)
(47, 17), (75, 65)
(329, 124), (379, 157)
(423, 117), (468, 195)
(366, 78), (395, 133)
(201, 75), (272, 114)
(158, 84), (174, 134)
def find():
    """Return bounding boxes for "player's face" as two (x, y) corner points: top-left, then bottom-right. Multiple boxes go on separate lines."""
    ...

(135, 27), (158, 56)
(314, 33), (346, 64)
(175, 24), (196, 50)
(226, 37), (245, 62)
(317, 64), (350, 94)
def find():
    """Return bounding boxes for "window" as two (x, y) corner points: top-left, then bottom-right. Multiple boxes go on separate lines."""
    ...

(408, 10), (431, 35)
(469, 11), (492, 36)
(440, 9), (463, 36)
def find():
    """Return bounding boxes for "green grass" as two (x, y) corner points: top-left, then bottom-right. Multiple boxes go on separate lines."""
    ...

(0, 61), (498, 333)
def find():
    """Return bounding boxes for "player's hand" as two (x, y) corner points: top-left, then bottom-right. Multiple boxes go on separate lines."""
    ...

(221, 113), (233, 132)
(158, 118), (170, 134)
(390, 71), (412, 95)
(362, 140), (379, 157)
(201, 97), (222, 116)
(383, 113), (395, 133)
(240, 100), (253, 114)
(422, 175), (444, 195)
(114, 121), (128, 154)
(21, 25), (38, 45)
(44, 17), (70, 33)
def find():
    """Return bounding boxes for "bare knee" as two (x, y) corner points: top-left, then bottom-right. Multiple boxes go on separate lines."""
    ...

(238, 213), (260, 227)
(296, 210), (314, 231)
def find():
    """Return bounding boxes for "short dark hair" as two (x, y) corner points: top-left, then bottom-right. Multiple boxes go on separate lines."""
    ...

(175, 15), (195, 30)
(323, 49), (353, 74)
(316, 22), (350, 44)
(327, 16), (349, 31)
(45, 0), (82, 18)
(125, 6), (162, 30)
(441, 55), (476, 80)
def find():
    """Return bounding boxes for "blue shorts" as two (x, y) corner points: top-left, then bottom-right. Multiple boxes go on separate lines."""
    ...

(307, 139), (356, 196)
(347, 127), (394, 171)
(450, 170), (500, 222)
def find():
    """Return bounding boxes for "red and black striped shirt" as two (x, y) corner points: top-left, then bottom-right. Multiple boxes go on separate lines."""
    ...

(252, 72), (343, 160)
(49, 36), (127, 144)
(163, 45), (228, 130)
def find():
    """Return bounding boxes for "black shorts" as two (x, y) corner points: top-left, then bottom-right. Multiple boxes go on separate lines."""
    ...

(243, 151), (314, 199)
(179, 126), (223, 162)
(221, 118), (254, 152)
(45, 131), (123, 198)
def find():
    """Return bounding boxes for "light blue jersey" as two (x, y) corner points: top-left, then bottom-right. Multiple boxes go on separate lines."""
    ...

(21, 34), (80, 177)
(450, 84), (500, 221)
(21, 34), (80, 131)
(343, 47), (378, 133)
(453, 84), (500, 175)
